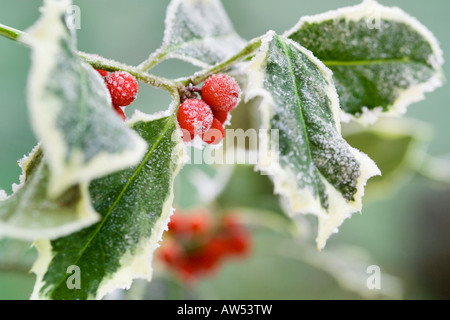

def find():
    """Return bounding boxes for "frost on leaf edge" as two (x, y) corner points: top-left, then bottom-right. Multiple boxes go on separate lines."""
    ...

(0, 145), (100, 241)
(30, 110), (186, 300)
(245, 31), (380, 249)
(22, 0), (148, 198)
(284, 0), (445, 123)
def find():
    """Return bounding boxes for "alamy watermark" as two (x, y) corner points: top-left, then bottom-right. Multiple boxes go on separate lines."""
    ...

(66, 265), (81, 289)
(366, 265), (381, 290)
(365, 6), (382, 30)
(65, 5), (81, 30)
(176, 128), (280, 173)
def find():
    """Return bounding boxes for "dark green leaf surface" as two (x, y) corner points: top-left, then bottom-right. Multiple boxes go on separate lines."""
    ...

(24, 0), (146, 197)
(286, 0), (444, 120)
(31, 114), (185, 300)
(246, 32), (379, 248)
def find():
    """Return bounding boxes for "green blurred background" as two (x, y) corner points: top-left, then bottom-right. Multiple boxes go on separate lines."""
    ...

(1, 0), (450, 300)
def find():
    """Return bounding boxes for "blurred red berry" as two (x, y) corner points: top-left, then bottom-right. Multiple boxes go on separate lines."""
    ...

(221, 214), (241, 231)
(159, 209), (251, 284)
(188, 210), (212, 235)
(225, 231), (250, 256)
(199, 236), (228, 271)
(158, 240), (182, 265)
(168, 213), (189, 235)
(177, 256), (199, 284)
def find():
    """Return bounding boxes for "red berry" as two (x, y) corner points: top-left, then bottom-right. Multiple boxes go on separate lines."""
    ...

(160, 208), (252, 284)
(221, 214), (241, 231)
(225, 231), (250, 256)
(113, 105), (126, 121)
(106, 71), (139, 107)
(168, 213), (189, 235)
(202, 118), (225, 145)
(96, 69), (108, 77)
(187, 210), (211, 235)
(177, 256), (199, 284)
(177, 99), (213, 136)
(212, 109), (229, 124)
(158, 240), (183, 265)
(201, 74), (240, 113)
(196, 237), (228, 271)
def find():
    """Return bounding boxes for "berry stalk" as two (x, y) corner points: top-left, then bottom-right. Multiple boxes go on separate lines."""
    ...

(78, 52), (178, 93)
(137, 50), (169, 72)
(177, 36), (263, 87)
(0, 22), (247, 131)
(0, 23), (258, 101)
(0, 23), (180, 94)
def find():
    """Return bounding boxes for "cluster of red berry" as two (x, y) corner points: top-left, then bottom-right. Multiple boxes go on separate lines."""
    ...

(177, 74), (241, 145)
(157, 209), (250, 284)
(96, 66), (139, 121)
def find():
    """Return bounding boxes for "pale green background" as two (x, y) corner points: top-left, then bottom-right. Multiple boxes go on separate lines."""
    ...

(1, 0), (449, 299)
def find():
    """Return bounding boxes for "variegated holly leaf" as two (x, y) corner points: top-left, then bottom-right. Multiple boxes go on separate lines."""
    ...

(0, 146), (99, 241)
(140, 0), (246, 69)
(31, 111), (185, 300)
(0, 238), (37, 273)
(342, 117), (432, 199)
(285, 0), (444, 122)
(245, 32), (380, 249)
(21, 0), (147, 198)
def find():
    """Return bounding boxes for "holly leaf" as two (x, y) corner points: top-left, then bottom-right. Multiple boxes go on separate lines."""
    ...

(143, 0), (246, 69)
(245, 32), (380, 249)
(21, 0), (147, 198)
(285, 0), (444, 122)
(31, 111), (185, 300)
(0, 238), (37, 273)
(0, 146), (99, 241)
(342, 117), (432, 199)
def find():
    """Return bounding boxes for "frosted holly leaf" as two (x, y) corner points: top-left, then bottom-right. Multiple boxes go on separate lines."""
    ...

(245, 32), (380, 249)
(0, 238), (37, 271)
(342, 117), (432, 200)
(21, 0), (147, 198)
(31, 111), (185, 300)
(140, 0), (246, 69)
(0, 146), (99, 241)
(285, 0), (444, 121)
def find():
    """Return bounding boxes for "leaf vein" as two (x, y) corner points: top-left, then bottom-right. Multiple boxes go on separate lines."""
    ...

(48, 116), (175, 296)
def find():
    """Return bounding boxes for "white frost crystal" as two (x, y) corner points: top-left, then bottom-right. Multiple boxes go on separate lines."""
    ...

(246, 32), (380, 249)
